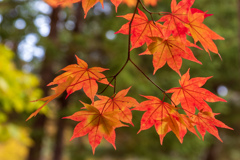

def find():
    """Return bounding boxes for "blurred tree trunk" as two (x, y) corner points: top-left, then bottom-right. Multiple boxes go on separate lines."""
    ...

(27, 7), (60, 160)
(205, 144), (216, 160)
(53, 96), (68, 160)
(238, 0), (240, 64)
(27, 115), (47, 160)
(52, 3), (84, 160)
(204, 142), (223, 160)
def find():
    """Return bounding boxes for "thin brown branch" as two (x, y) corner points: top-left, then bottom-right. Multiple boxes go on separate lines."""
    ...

(139, 0), (166, 17)
(98, 0), (140, 94)
(129, 59), (177, 107)
(99, 0), (177, 108)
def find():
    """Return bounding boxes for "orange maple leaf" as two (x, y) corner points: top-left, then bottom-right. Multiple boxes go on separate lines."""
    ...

(26, 77), (74, 121)
(154, 115), (181, 144)
(45, 0), (123, 17)
(141, 36), (201, 75)
(64, 102), (126, 154)
(82, 0), (101, 18)
(94, 87), (139, 125)
(44, 0), (80, 7)
(48, 55), (110, 102)
(44, 0), (99, 17)
(143, 0), (158, 6)
(192, 111), (233, 141)
(115, 9), (163, 50)
(134, 95), (184, 144)
(167, 69), (226, 116)
(122, 0), (158, 7)
(185, 10), (224, 56)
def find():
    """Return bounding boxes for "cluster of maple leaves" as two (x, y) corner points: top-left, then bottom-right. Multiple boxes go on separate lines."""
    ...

(45, 0), (157, 14)
(27, 0), (233, 154)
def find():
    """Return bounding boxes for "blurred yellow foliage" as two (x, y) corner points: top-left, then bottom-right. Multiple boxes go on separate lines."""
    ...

(0, 44), (46, 118)
(0, 44), (46, 159)
(0, 124), (33, 160)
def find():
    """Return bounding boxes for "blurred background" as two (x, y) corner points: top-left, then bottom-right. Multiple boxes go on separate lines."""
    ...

(0, 0), (239, 160)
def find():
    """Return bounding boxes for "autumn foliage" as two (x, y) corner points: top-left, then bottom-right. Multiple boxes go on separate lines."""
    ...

(27, 0), (233, 154)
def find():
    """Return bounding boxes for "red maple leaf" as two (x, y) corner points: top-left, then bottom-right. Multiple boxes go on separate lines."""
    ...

(115, 9), (163, 50)
(140, 36), (201, 75)
(159, 0), (194, 43)
(167, 69), (226, 116)
(134, 95), (185, 144)
(94, 87), (139, 125)
(192, 111), (233, 141)
(190, 8), (213, 19)
(48, 55), (110, 102)
(64, 102), (126, 154)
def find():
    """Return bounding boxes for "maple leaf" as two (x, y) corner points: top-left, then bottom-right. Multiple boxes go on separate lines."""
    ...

(141, 36), (201, 75)
(122, 0), (136, 7)
(44, 0), (81, 8)
(167, 69), (226, 116)
(63, 102), (126, 154)
(192, 111), (233, 141)
(177, 114), (199, 142)
(26, 77), (74, 121)
(82, 0), (102, 18)
(159, 0), (194, 43)
(143, 0), (158, 6)
(45, 0), (123, 17)
(45, 0), (100, 18)
(80, 0), (124, 14)
(111, 0), (122, 11)
(44, 0), (69, 7)
(94, 87), (139, 125)
(134, 95), (185, 144)
(115, 9), (163, 50)
(122, 0), (158, 7)
(191, 8), (213, 19)
(48, 55), (110, 102)
(154, 115), (183, 144)
(185, 10), (224, 56)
